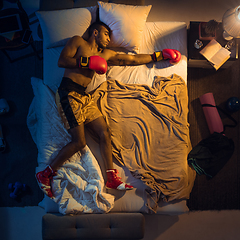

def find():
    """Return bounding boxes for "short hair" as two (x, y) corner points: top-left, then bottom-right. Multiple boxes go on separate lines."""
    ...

(88, 21), (112, 38)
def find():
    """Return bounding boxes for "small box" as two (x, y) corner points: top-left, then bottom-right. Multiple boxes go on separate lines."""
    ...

(199, 22), (216, 40)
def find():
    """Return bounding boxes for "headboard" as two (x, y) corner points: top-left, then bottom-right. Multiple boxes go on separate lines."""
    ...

(39, 0), (145, 11)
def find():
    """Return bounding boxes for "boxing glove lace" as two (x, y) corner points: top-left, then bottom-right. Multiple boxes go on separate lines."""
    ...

(152, 49), (181, 64)
(78, 56), (108, 74)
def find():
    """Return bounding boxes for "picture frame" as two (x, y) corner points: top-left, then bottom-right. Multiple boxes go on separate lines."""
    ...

(199, 22), (216, 40)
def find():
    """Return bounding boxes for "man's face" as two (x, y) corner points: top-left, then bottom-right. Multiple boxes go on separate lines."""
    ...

(96, 26), (110, 49)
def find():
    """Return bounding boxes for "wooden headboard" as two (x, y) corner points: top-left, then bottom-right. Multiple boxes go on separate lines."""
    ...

(39, 0), (145, 11)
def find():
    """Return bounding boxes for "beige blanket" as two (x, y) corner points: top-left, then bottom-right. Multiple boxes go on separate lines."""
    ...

(92, 74), (196, 212)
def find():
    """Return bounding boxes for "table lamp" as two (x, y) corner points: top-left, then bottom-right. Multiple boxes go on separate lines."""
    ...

(222, 5), (240, 40)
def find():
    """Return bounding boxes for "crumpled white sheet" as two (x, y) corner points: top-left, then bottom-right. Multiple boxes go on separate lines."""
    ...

(27, 77), (114, 215)
(52, 149), (115, 215)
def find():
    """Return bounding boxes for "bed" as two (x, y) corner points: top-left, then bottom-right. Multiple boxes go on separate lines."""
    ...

(27, 0), (196, 237)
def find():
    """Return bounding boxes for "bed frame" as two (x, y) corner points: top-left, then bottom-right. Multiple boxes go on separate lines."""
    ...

(35, 0), (194, 239)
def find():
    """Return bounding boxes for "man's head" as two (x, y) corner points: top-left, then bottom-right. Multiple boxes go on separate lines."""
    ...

(89, 21), (111, 49)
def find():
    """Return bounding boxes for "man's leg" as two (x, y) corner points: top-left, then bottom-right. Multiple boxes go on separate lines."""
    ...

(86, 117), (133, 190)
(51, 124), (87, 170)
(86, 116), (113, 170)
(36, 124), (87, 198)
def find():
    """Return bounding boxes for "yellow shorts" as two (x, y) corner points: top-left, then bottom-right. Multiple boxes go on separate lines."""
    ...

(55, 77), (102, 130)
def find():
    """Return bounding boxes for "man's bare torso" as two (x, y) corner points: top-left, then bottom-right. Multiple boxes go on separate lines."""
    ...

(63, 37), (112, 88)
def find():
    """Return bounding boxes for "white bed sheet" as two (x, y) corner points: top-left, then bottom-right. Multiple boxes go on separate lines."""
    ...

(28, 21), (189, 215)
(106, 22), (187, 87)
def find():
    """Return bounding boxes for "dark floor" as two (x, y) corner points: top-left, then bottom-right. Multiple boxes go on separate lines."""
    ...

(187, 60), (240, 210)
(0, 40), (240, 210)
(0, 41), (44, 207)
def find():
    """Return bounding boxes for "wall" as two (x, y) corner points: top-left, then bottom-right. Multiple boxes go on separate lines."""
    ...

(145, 0), (240, 25)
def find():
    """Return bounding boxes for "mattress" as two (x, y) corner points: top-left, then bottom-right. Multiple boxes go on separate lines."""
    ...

(27, 20), (194, 215)
(42, 22), (187, 93)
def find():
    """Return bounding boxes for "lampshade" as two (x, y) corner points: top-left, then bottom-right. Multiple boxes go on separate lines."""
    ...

(222, 5), (240, 39)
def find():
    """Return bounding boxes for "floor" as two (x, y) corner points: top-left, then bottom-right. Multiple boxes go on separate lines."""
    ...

(1, 0), (240, 239)
(0, 1), (44, 240)
(0, 206), (45, 240)
(1, 207), (240, 240)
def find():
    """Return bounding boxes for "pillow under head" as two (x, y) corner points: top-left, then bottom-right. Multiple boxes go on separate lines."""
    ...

(98, 1), (151, 53)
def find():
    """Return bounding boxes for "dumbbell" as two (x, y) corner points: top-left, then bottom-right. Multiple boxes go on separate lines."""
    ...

(8, 182), (27, 199)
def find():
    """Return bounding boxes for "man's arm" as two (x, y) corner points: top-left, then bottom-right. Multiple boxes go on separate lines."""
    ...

(107, 49), (181, 66)
(107, 51), (153, 66)
(58, 36), (84, 68)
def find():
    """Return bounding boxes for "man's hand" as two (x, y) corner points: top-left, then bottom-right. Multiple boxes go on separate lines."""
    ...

(152, 49), (181, 64)
(78, 56), (108, 74)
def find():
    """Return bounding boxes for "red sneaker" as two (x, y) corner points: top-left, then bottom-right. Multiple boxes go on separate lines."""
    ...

(36, 166), (55, 198)
(106, 169), (133, 190)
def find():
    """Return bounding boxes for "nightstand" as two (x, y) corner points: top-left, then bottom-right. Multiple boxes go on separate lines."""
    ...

(0, 6), (42, 63)
(188, 21), (239, 68)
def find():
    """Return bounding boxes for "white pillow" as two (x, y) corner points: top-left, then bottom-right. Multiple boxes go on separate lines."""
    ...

(98, 1), (152, 53)
(36, 8), (92, 49)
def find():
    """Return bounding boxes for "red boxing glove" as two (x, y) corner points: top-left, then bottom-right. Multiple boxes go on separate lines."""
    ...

(162, 49), (181, 64)
(152, 49), (181, 64)
(78, 56), (108, 74)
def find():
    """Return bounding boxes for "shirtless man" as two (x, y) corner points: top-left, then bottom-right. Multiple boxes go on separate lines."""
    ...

(36, 21), (181, 198)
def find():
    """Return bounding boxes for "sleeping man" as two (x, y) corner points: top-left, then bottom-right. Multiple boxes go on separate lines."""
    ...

(36, 21), (181, 198)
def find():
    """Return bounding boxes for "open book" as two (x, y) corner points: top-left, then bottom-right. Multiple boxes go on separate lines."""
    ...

(200, 39), (231, 70)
